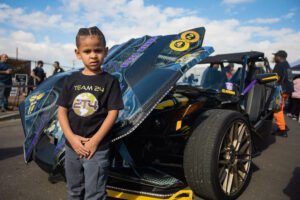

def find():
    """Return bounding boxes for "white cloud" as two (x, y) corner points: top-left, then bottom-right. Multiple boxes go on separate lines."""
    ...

(0, 0), (299, 70)
(0, 3), (9, 9)
(247, 11), (296, 24)
(0, 3), (78, 32)
(10, 31), (36, 43)
(283, 11), (295, 19)
(222, 0), (254, 5)
(248, 17), (281, 24)
(0, 31), (77, 74)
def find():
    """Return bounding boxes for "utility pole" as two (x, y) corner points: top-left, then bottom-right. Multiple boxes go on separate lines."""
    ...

(16, 47), (18, 60)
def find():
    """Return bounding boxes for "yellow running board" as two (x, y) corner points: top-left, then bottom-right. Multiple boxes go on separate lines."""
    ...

(107, 189), (193, 200)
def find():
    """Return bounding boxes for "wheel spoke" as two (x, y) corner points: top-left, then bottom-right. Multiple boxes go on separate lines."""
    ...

(219, 159), (230, 165)
(229, 123), (235, 143)
(233, 166), (239, 192)
(238, 170), (245, 181)
(238, 140), (251, 155)
(237, 163), (248, 174)
(240, 133), (250, 145)
(222, 168), (229, 192)
(226, 168), (234, 194)
(238, 158), (251, 164)
(218, 120), (252, 196)
(219, 166), (227, 183)
(235, 124), (246, 151)
(220, 148), (230, 154)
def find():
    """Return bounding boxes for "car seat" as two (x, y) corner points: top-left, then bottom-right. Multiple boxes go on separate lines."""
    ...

(245, 67), (266, 122)
(201, 67), (227, 90)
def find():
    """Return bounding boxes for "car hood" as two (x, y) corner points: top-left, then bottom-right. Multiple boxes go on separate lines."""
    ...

(19, 27), (214, 162)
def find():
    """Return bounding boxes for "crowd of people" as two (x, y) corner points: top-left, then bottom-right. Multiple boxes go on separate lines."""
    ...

(0, 53), (65, 112)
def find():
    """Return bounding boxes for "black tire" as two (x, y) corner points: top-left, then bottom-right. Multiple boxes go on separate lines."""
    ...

(184, 109), (252, 200)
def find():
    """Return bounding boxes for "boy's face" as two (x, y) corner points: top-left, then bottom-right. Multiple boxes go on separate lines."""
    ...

(75, 36), (108, 73)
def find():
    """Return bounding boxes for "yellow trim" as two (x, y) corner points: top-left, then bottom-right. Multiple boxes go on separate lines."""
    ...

(180, 31), (200, 43)
(107, 189), (193, 200)
(169, 39), (190, 52)
(176, 120), (182, 131)
(221, 89), (236, 95)
(261, 75), (279, 81)
(155, 94), (188, 110)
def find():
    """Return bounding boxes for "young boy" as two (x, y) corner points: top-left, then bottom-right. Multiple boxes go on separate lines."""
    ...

(57, 26), (124, 200)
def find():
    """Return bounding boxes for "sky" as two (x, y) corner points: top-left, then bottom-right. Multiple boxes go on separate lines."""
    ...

(0, 0), (299, 75)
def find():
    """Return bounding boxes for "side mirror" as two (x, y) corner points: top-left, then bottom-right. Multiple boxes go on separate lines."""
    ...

(255, 73), (279, 84)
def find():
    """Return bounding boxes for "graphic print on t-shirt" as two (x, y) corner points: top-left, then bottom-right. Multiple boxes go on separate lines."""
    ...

(72, 92), (99, 117)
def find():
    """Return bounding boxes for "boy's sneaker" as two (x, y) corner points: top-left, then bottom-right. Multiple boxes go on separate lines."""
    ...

(287, 113), (293, 117)
(292, 115), (297, 120)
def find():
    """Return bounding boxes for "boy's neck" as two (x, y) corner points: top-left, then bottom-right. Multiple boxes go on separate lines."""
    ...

(82, 68), (102, 75)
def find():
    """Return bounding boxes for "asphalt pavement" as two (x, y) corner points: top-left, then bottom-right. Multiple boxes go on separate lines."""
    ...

(0, 117), (299, 200)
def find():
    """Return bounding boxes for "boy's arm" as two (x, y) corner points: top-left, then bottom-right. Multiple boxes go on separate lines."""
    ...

(57, 106), (90, 157)
(85, 110), (119, 159)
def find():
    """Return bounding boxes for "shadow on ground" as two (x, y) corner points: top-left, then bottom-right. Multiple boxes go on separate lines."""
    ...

(283, 167), (300, 200)
(0, 146), (23, 161)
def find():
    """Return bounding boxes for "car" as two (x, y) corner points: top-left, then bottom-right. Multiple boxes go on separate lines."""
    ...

(19, 27), (279, 200)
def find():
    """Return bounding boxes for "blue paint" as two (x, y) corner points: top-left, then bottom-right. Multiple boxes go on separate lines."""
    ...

(53, 137), (66, 155)
(25, 112), (50, 160)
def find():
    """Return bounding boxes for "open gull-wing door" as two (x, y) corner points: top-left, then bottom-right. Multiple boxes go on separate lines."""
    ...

(19, 27), (213, 163)
(103, 27), (213, 141)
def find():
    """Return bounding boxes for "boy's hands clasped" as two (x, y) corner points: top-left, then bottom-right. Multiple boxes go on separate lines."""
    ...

(69, 134), (100, 159)
(69, 135), (90, 158)
(84, 138), (99, 160)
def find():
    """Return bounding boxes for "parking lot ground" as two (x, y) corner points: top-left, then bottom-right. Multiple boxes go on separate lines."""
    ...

(0, 117), (299, 200)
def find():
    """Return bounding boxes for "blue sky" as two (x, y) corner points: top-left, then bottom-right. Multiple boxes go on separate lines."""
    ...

(0, 0), (299, 74)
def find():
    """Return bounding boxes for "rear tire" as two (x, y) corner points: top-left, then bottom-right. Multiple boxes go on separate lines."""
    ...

(184, 109), (252, 200)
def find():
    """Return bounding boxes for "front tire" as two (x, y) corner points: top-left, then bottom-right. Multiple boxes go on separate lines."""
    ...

(184, 109), (252, 200)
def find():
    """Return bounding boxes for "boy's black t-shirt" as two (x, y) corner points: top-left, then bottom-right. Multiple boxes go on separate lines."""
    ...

(57, 71), (124, 147)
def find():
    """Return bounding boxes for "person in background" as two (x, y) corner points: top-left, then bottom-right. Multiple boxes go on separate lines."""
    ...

(290, 75), (300, 121)
(31, 60), (46, 86)
(187, 73), (196, 85)
(52, 61), (64, 76)
(272, 50), (291, 137)
(225, 63), (234, 80)
(0, 54), (13, 112)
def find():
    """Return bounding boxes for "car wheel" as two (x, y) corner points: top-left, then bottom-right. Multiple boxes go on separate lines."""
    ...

(184, 109), (252, 200)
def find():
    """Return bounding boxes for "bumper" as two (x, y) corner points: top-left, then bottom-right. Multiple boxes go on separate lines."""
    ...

(107, 188), (193, 200)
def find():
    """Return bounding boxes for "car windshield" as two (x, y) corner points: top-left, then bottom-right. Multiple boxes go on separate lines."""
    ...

(177, 63), (243, 91)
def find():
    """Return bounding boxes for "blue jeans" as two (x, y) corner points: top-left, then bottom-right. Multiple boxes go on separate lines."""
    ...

(65, 145), (110, 200)
(0, 82), (5, 109)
